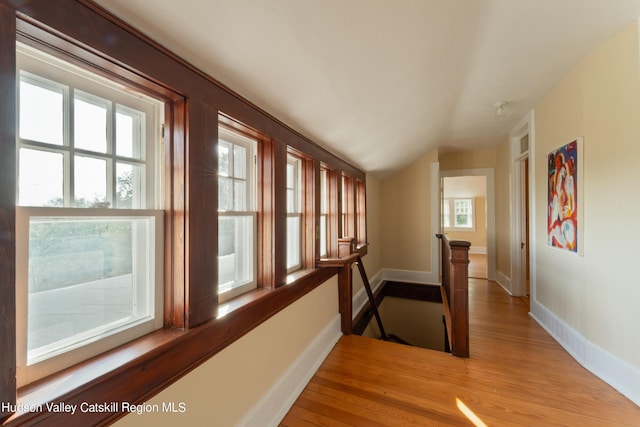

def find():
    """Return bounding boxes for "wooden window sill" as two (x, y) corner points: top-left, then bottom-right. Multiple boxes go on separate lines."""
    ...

(3, 267), (338, 427)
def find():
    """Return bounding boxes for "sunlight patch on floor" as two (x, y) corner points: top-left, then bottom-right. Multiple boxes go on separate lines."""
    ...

(456, 398), (488, 427)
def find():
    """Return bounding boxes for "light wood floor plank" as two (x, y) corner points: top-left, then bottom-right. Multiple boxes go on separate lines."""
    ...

(281, 279), (640, 426)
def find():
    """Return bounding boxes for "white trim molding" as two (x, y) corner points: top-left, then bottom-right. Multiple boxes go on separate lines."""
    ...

(468, 246), (487, 255)
(495, 270), (512, 296)
(508, 110), (536, 297)
(381, 268), (439, 285)
(440, 168), (496, 281)
(530, 300), (640, 407)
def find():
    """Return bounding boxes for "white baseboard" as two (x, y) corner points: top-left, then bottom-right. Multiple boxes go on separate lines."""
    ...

(237, 315), (342, 427)
(381, 268), (439, 285)
(469, 246), (487, 255)
(495, 270), (512, 295)
(530, 300), (640, 407)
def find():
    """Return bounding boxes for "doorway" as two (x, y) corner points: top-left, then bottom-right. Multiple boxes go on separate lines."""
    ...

(509, 111), (534, 301)
(442, 176), (488, 279)
(440, 168), (496, 282)
(519, 156), (531, 302)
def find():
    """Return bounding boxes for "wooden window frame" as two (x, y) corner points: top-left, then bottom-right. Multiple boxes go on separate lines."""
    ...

(0, 1), (367, 426)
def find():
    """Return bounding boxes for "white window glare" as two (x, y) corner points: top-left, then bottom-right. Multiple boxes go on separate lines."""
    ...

(286, 155), (302, 272)
(19, 77), (64, 146)
(74, 92), (108, 153)
(18, 148), (64, 207)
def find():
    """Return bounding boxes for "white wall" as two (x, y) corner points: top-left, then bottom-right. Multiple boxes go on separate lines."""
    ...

(114, 278), (340, 427)
(532, 21), (640, 405)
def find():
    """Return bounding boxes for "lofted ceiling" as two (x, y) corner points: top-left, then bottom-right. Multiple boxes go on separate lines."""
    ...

(92, 0), (640, 178)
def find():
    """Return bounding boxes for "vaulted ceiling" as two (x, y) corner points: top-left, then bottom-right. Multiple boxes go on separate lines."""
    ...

(92, 0), (640, 178)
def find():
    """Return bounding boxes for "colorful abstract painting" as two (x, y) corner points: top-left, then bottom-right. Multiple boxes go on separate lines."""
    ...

(548, 140), (578, 252)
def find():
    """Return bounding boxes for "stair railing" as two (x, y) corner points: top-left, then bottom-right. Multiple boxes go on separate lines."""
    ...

(437, 234), (470, 357)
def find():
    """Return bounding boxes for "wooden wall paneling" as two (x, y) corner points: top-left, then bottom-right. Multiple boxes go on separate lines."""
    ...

(164, 98), (187, 329)
(258, 137), (275, 288)
(302, 157), (316, 270)
(327, 168), (340, 259)
(185, 99), (219, 327)
(272, 141), (288, 287)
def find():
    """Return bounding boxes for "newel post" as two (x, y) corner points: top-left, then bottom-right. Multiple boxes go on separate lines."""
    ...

(337, 238), (355, 334)
(449, 240), (470, 357)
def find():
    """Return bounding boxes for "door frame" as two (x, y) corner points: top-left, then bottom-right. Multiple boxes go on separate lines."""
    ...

(509, 111), (536, 299)
(440, 168), (496, 281)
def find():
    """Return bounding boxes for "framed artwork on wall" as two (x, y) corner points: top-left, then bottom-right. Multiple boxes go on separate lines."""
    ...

(547, 138), (582, 254)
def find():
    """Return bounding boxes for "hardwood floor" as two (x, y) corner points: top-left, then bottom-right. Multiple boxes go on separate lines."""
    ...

(281, 279), (640, 426)
(468, 253), (487, 279)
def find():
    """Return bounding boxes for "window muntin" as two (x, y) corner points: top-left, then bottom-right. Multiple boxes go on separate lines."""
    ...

(443, 198), (474, 229)
(286, 155), (302, 272)
(217, 126), (257, 300)
(15, 43), (164, 386)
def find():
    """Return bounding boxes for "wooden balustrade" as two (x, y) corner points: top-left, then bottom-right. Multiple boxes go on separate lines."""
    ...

(437, 234), (470, 357)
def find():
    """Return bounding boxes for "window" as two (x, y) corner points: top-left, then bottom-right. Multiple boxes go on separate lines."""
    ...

(15, 43), (164, 386)
(319, 168), (328, 258)
(217, 126), (257, 300)
(286, 154), (302, 272)
(443, 198), (475, 229)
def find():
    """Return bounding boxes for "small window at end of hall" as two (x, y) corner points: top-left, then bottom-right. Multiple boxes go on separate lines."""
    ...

(443, 198), (474, 230)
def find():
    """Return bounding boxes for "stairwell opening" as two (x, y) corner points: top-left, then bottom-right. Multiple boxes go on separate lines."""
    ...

(354, 281), (446, 353)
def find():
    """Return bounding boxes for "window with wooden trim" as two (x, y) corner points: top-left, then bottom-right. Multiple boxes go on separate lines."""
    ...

(15, 42), (165, 386)
(217, 125), (258, 301)
(286, 154), (302, 272)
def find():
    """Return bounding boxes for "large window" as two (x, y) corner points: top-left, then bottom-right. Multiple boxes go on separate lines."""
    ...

(217, 126), (257, 300)
(15, 43), (164, 386)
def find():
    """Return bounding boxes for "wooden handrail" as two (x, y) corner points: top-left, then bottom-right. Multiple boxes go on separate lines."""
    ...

(437, 234), (470, 357)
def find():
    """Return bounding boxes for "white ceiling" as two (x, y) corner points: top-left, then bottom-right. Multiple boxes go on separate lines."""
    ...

(92, 0), (640, 178)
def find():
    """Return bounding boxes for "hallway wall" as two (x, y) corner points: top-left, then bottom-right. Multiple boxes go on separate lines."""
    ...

(380, 149), (438, 274)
